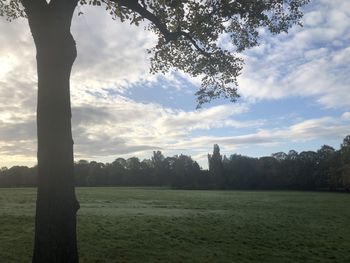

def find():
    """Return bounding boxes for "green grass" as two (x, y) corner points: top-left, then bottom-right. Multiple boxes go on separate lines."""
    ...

(0, 188), (349, 262)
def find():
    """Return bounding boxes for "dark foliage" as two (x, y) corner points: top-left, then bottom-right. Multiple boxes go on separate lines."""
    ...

(2, 135), (350, 191)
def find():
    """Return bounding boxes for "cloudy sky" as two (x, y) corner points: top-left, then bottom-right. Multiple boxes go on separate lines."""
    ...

(0, 0), (350, 168)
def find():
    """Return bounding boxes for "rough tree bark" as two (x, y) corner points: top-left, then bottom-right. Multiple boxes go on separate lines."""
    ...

(23, 1), (80, 262)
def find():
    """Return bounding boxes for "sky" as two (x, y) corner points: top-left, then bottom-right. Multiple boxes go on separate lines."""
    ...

(0, 0), (350, 169)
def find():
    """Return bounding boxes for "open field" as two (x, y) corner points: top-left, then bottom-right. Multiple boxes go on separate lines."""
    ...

(0, 188), (349, 262)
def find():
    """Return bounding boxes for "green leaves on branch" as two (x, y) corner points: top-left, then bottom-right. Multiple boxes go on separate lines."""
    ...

(153, 1), (308, 105)
(97, 0), (310, 106)
(0, 0), (25, 20)
(1, 0), (310, 106)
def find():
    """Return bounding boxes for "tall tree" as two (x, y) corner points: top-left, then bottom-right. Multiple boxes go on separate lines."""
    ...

(208, 144), (224, 187)
(151, 150), (167, 185)
(0, 0), (309, 261)
(315, 145), (336, 188)
(298, 151), (317, 189)
(340, 136), (350, 191)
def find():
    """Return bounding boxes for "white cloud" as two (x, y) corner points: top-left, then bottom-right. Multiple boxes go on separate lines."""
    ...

(70, 94), (258, 160)
(341, 112), (350, 120)
(238, 0), (350, 109)
(169, 115), (350, 157)
(1, 1), (349, 168)
(71, 5), (159, 95)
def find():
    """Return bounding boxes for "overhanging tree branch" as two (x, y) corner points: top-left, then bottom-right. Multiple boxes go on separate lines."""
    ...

(113, 0), (210, 56)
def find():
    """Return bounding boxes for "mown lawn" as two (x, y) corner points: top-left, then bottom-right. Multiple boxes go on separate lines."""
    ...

(0, 187), (349, 262)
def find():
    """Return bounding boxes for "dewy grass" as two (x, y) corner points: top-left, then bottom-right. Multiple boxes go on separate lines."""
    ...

(0, 187), (349, 262)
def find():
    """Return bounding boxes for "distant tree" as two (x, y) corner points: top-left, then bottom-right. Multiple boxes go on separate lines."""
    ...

(297, 151), (317, 189)
(315, 145), (336, 189)
(171, 155), (188, 188)
(126, 157), (142, 185)
(341, 135), (350, 149)
(151, 151), (168, 185)
(163, 156), (176, 185)
(86, 161), (106, 186)
(287, 150), (299, 160)
(226, 154), (259, 189)
(327, 152), (341, 191)
(74, 160), (90, 186)
(284, 150), (300, 188)
(341, 164), (350, 191)
(22, 165), (38, 187)
(108, 158), (127, 185)
(4, 135), (350, 191)
(140, 159), (153, 186)
(0, 1), (310, 260)
(208, 144), (224, 187)
(258, 156), (280, 189)
(222, 154), (235, 187)
(340, 136), (350, 191)
(171, 154), (201, 188)
(114, 157), (127, 169)
(0, 165), (36, 187)
(271, 152), (288, 161)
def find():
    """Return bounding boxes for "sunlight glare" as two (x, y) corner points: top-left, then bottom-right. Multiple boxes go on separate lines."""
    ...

(0, 57), (13, 79)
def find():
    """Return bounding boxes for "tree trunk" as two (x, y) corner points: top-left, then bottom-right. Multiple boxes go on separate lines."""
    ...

(23, 2), (80, 262)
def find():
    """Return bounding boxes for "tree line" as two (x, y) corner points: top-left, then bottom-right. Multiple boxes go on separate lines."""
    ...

(1, 135), (350, 191)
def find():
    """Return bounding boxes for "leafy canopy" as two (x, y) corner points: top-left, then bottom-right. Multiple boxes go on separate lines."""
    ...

(0, 0), (309, 106)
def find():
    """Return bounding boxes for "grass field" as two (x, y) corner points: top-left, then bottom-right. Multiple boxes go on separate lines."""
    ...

(0, 188), (349, 262)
